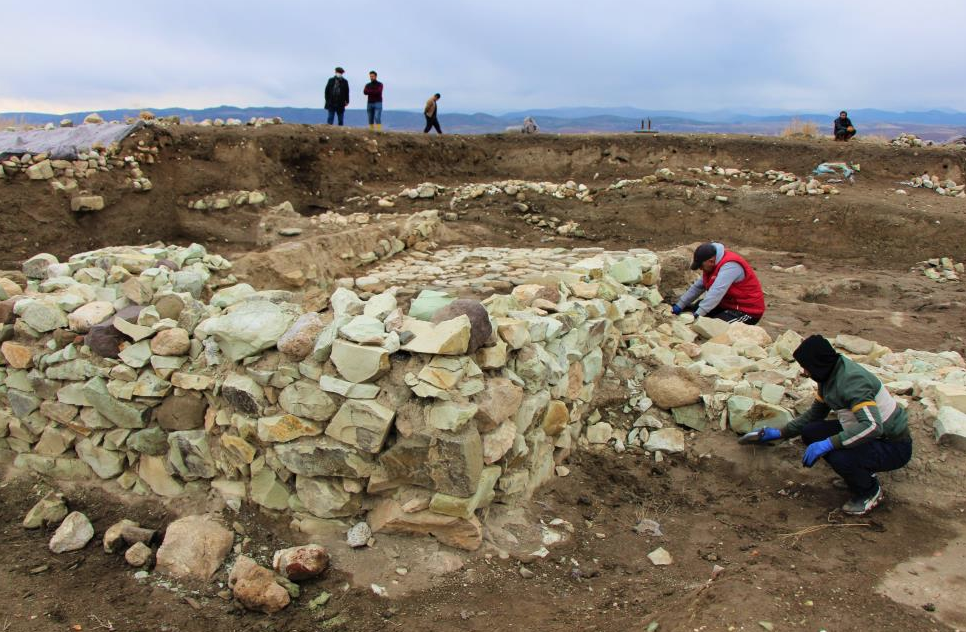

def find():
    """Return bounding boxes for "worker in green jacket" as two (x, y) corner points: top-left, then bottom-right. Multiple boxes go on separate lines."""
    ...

(751, 335), (912, 515)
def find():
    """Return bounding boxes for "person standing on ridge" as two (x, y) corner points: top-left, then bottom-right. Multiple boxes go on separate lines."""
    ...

(672, 242), (765, 324)
(834, 110), (856, 141)
(424, 93), (442, 134)
(748, 334), (912, 516)
(364, 71), (384, 130)
(324, 67), (350, 126)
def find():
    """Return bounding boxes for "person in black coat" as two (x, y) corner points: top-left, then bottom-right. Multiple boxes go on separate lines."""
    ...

(325, 67), (350, 126)
(834, 111), (856, 141)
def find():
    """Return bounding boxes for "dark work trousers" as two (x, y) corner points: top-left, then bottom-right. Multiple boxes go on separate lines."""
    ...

(326, 107), (346, 125)
(424, 114), (442, 134)
(801, 421), (912, 496)
(704, 306), (760, 325)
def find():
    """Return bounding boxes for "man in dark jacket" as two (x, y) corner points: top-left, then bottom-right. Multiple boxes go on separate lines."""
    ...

(324, 67), (350, 126)
(672, 242), (765, 324)
(834, 111), (856, 141)
(424, 93), (442, 134)
(751, 335), (912, 515)
(364, 71), (384, 131)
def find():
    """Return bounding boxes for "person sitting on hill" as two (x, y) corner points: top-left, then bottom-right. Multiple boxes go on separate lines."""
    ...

(834, 111), (856, 141)
(672, 242), (766, 324)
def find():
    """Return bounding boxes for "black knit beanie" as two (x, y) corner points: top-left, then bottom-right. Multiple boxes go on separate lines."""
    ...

(792, 335), (840, 382)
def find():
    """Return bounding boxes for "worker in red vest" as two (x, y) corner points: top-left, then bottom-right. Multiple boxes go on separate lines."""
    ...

(671, 242), (765, 324)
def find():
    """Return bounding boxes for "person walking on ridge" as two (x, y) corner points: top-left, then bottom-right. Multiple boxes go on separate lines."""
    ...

(364, 71), (384, 130)
(424, 93), (442, 134)
(325, 67), (350, 126)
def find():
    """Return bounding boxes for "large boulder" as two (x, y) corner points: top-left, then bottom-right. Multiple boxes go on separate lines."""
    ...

(401, 316), (471, 355)
(644, 367), (702, 410)
(272, 544), (330, 581)
(474, 377), (524, 432)
(23, 492), (68, 529)
(295, 476), (360, 518)
(150, 328), (190, 356)
(229, 556), (290, 614)
(277, 312), (325, 360)
(195, 300), (296, 362)
(278, 380), (337, 421)
(727, 396), (792, 434)
(330, 339), (390, 383)
(155, 393), (207, 431)
(368, 498), (483, 551)
(431, 299), (492, 353)
(221, 373), (266, 416)
(49, 511), (94, 553)
(936, 406), (966, 450)
(67, 301), (114, 333)
(643, 428), (686, 454)
(156, 515), (233, 581)
(325, 399), (396, 453)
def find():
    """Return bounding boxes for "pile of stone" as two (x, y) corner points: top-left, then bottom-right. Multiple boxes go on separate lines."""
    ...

(518, 212), (584, 237)
(918, 257), (963, 282)
(450, 180), (594, 205)
(906, 174), (966, 198)
(21, 494), (324, 614)
(1, 137), (159, 201)
(195, 117), (283, 128)
(391, 180), (595, 208)
(764, 170), (800, 184)
(892, 133), (931, 148)
(1, 240), (666, 551)
(760, 170), (840, 196)
(188, 190), (267, 211)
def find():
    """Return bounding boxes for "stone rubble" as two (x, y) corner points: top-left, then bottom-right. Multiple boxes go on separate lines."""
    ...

(2, 138), (160, 202)
(916, 257), (964, 282)
(892, 133), (932, 148)
(904, 173), (966, 198)
(3, 234), (966, 554)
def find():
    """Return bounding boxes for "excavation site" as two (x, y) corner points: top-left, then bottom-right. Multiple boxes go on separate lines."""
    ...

(1, 121), (966, 632)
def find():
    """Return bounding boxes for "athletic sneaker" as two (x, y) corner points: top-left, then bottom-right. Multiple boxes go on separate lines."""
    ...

(833, 473), (877, 490)
(842, 483), (883, 516)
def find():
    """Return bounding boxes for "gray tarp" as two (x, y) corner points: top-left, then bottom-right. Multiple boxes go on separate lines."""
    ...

(0, 121), (143, 160)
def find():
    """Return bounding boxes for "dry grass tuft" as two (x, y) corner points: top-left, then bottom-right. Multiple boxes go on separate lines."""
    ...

(781, 118), (821, 138)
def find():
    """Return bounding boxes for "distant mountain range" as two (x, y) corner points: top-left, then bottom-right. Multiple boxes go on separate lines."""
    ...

(3, 106), (966, 141)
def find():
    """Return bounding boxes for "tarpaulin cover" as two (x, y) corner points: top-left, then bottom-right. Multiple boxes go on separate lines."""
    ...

(0, 122), (143, 160)
(813, 162), (854, 180)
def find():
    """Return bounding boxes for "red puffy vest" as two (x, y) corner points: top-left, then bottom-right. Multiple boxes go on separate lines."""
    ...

(702, 250), (765, 317)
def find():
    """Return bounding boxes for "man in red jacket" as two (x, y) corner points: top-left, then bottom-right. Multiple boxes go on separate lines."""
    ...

(672, 242), (765, 324)
(364, 70), (384, 131)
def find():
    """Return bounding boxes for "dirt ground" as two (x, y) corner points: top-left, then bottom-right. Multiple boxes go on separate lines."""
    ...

(2, 126), (966, 632)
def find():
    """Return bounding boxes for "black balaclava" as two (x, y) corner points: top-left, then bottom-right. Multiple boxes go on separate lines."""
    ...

(793, 335), (840, 382)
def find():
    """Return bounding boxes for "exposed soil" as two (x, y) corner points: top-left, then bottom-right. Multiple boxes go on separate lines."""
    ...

(2, 404), (963, 632)
(2, 126), (966, 631)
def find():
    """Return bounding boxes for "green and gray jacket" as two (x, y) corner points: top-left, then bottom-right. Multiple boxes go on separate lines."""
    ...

(782, 355), (910, 448)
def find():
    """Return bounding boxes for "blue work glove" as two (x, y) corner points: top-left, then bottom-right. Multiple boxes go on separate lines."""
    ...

(802, 438), (833, 467)
(671, 304), (683, 316)
(758, 427), (782, 443)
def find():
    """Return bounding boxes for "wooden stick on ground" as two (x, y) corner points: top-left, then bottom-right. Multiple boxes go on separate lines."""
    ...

(777, 522), (871, 544)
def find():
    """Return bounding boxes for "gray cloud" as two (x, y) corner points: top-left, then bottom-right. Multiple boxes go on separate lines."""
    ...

(2, 0), (964, 114)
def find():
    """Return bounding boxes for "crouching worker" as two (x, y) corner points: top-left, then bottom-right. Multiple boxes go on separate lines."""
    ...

(753, 335), (912, 515)
(834, 111), (856, 141)
(672, 242), (765, 324)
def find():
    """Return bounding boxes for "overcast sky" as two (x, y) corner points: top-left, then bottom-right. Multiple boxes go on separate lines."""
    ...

(2, 0), (964, 115)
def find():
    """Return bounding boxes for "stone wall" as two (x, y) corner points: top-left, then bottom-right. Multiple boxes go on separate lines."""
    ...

(0, 240), (664, 551)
